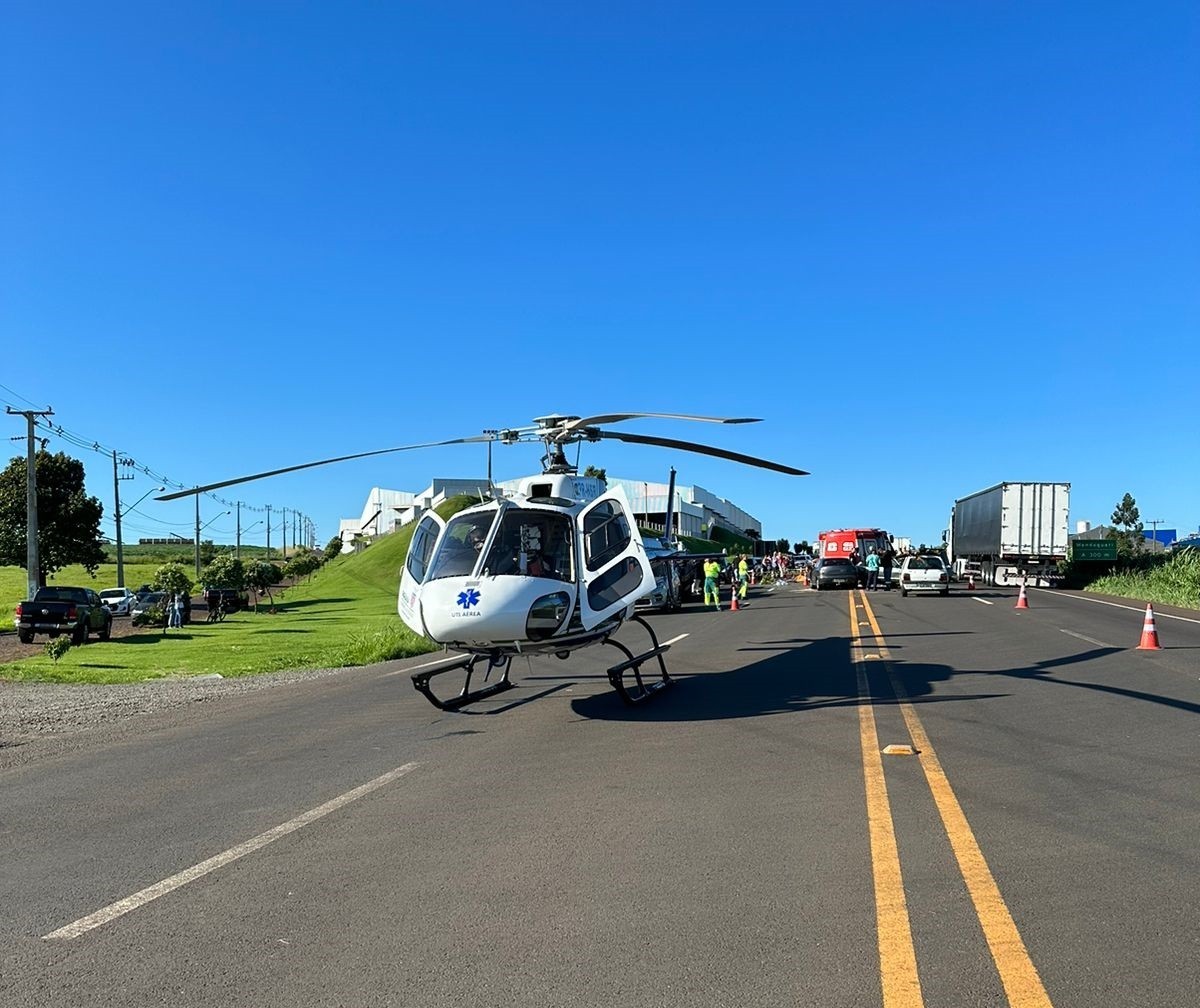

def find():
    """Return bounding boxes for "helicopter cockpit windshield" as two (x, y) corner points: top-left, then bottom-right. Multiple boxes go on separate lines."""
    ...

(426, 513), (498, 580)
(482, 509), (574, 582)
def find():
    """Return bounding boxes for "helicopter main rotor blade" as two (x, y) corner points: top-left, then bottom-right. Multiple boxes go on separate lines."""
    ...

(155, 436), (493, 501)
(557, 413), (761, 439)
(593, 431), (809, 476)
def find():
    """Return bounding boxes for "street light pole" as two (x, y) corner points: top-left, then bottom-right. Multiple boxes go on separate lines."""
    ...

(115, 481), (164, 588)
(196, 510), (230, 577)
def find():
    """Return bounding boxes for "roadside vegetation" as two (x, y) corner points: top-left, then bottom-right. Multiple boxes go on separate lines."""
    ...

(1065, 547), (1200, 609)
(0, 495), (478, 685)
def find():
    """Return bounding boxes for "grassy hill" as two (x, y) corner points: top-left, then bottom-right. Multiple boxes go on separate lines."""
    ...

(0, 495), (478, 684)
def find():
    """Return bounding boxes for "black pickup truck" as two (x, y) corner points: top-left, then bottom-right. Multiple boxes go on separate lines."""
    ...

(14, 586), (113, 644)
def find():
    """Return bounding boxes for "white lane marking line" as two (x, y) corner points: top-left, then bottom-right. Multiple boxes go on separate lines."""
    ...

(660, 633), (689, 647)
(43, 762), (420, 941)
(1031, 589), (1200, 624)
(973, 597), (994, 606)
(1059, 628), (1112, 648)
(381, 654), (464, 678)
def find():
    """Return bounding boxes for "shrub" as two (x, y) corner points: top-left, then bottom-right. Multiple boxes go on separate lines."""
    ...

(44, 637), (71, 663)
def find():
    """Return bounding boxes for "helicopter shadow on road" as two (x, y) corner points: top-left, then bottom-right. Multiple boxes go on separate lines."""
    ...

(570, 633), (1006, 722)
(967, 647), (1200, 717)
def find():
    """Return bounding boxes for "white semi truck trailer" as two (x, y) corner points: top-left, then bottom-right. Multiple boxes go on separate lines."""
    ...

(946, 482), (1070, 586)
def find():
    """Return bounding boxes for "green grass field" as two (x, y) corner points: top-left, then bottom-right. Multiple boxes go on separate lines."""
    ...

(0, 498), (482, 684)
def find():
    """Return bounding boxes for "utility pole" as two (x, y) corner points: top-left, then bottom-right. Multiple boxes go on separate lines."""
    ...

(282, 506), (288, 560)
(194, 489), (201, 579)
(266, 504), (272, 560)
(235, 501), (242, 560)
(6, 406), (53, 597)
(1147, 518), (1164, 551)
(112, 450), (134, 587)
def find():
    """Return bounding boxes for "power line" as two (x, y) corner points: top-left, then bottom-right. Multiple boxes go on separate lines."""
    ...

(3, 383), (287, 516)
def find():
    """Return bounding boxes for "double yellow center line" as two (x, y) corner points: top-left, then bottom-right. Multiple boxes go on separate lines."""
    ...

(850, 590), (1054, 1008)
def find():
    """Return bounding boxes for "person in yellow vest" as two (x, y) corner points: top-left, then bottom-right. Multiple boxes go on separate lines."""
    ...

(703, 558), (722, 610)
(737, 555), (750, 600)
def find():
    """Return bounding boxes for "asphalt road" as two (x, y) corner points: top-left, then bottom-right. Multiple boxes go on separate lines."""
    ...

(2, 582), (1197, 1007)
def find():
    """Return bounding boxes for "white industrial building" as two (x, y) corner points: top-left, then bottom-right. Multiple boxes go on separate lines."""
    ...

(338, 474), (761, 552)
(606, 476), (761, 540)
(337, 478), (489, 551)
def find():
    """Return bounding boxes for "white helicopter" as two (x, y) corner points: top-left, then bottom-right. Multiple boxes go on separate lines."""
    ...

(158, 412), (807, 711)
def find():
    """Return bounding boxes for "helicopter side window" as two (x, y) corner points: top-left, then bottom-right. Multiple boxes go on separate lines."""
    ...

(405, 517), (440, 583)
(583, 501), (631, 572)
(427, 513), (496, 580)
(587, 556), (646, 610)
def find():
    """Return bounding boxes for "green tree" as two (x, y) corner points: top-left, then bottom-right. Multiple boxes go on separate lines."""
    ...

(775, 538), (790, 553)
(283, 549), (321, 583)
(202, 553), (246, 591)
(795, 539), (812, 555)
(0, 450), (107, 584)
(245, 560), (284, 609)
(1108, 492), (1144, 557)
(323, 534), (344, 563)
(151, 563), (194, 631)
(152, 562), (194, 599)
(582, 465), (607, 481)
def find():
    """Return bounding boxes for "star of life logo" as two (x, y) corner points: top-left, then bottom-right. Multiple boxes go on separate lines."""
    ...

(456, 588), (481, 610)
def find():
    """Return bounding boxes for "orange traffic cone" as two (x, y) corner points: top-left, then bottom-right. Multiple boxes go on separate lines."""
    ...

(1014, 583), (1030, 609)
(1136, 603), (1163, 650)
(967, 573), (976, 591)
(730, 588), (740, 611)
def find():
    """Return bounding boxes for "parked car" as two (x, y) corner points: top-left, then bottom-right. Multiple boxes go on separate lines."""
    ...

(897, 555), (951, 597)
(99, 587), (138, 615)
(811, 557), (862, 591)
(13, 586), (113, 644)
(130, 591), (167, 619)
(202, 587), (249, 614)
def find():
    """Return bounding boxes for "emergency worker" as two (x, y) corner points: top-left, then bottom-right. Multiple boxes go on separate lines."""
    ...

(703, 558), (722, 610)
(737, 555), (750, 600)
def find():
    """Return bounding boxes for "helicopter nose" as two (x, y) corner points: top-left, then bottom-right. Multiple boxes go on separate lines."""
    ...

(418, 578), (575, 646)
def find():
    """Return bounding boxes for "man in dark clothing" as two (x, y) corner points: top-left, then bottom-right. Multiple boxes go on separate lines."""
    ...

(881, 547), (896, 590)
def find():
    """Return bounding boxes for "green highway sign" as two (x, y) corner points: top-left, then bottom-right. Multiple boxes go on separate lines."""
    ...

(1072, 539), (1117, 560)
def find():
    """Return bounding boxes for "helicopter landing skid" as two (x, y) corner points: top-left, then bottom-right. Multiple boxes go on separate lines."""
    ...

(603, 614), (673, 705)
(411, 653), (514, 711)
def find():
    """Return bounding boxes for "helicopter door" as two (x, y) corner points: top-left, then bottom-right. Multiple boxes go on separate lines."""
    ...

(576, 492), (656, 630)
(398, 511), (445, 635)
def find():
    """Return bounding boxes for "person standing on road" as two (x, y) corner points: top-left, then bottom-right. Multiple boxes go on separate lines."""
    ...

(703, 558), (722, 610)
(169, 592), (184, 629)
(865, 548), (880, 590)
(737, 555), (750, 600)
(881, 544), (896, 591)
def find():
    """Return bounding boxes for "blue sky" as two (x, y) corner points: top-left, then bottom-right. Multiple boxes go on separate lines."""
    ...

(3, 2), (1197, 553)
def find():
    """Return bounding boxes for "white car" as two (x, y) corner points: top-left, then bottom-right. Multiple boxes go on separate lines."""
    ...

(99, 587), (138, 615)
(897, 556), (950, 597)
